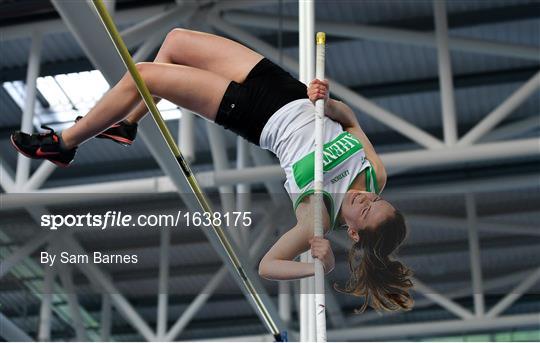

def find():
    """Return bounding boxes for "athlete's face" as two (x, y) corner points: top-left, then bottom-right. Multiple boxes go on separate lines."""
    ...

(341, 190), (396, 242)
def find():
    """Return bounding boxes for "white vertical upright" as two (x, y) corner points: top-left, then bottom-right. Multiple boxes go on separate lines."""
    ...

(179, 109), (195, 163)
(306, 2), (316, 337)
(299, 0), (317, 341)
(313, 31), (328, 342)
(299, 0), (306, 82)
(157, 228), (170, 339)
(298, 0), (307, 341)
(278, 281), (292, 325)
(305, 1), (315, 82)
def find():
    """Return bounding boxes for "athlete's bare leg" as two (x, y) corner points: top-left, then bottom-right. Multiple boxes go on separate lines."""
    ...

(61, 63), (230, 149)
(62, 29), (263, 148)
(123, 29), (263, 124)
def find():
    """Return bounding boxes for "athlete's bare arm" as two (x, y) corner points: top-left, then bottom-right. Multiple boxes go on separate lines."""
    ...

(309, 79), (387, 189)
(258, 198), (335, 280)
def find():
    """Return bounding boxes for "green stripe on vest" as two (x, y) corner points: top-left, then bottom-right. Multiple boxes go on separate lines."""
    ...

(365, 165), (380, 194)
(292, 132), (363, 189)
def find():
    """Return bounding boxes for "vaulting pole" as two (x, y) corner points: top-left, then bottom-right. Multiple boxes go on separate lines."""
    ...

(313, 31), (328, 342)
(90, 1), (284, 340)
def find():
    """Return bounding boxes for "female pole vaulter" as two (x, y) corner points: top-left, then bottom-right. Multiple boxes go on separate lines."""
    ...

(11, 29), (413, 312)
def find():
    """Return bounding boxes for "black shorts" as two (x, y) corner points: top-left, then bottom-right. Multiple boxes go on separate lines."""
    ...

(214, 58), (308, 145)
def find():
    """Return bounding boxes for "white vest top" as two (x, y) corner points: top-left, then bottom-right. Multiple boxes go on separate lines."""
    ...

(260, 99), (380, 228)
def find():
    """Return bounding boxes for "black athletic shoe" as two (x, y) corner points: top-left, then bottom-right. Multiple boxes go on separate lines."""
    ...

(75, 116), (137, 146)
(10, 125), (77, 167)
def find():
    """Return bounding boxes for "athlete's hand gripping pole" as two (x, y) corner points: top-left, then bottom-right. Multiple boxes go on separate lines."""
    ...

(313, 32), (328, 342)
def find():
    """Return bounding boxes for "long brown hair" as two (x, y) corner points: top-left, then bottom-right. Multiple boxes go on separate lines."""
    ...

(336, 210), (414, 313)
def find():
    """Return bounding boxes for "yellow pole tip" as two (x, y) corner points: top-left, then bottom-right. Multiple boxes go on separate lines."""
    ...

(316, 32), (326, 45)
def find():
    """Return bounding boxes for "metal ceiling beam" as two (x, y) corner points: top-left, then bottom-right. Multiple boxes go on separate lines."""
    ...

(381, 138), (538, 169)
(0, 1), (56, 26)
(250, 3), (540, 48)
(327, 313), (540, 341)
(120, 4), (195, 48)
(0, 157), (16, 192)
(0, 58), (94, 83)
(457, 71), (540, 146)
(0, 231), (53, 279)
(407, 214), (540, 236)
(352, 66), (540, 98)
(34, 121), (536, 183)
(0, 312), (34, 342)
(2, 168), (539, 210)
(35, 89), (50, 109)
(10, 304), (540, 342)
(434, 0), (458, 145)
(242, 2), (540, 50)
(15, 29), (42, 188)
(486, 266), (540, 318)
(385, 171), (538, 199)
(329, 228), (522, 262)
(4, 273), (538, 329)
(375, 2), (540, 31)
(21, 162), (57, 191)
(158, 313), (540, 341)
(412, 278), (474, 319)
(2, 1), (538, 43)
(0, 3), (173, 41)
(223, 12), (539, 60)
(411, 265), (540, 286)
(51, 0), (126, 80)
(482, 115), (539, 143)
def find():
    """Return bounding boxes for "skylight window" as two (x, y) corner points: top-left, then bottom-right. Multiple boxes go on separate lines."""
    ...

(2, 69), (183, 132)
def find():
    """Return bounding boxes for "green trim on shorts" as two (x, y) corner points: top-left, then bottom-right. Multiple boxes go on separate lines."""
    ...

(292, 132), (363, 189)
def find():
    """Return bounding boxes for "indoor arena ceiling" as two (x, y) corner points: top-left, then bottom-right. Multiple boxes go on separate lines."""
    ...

(0, 0), (538, 341)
